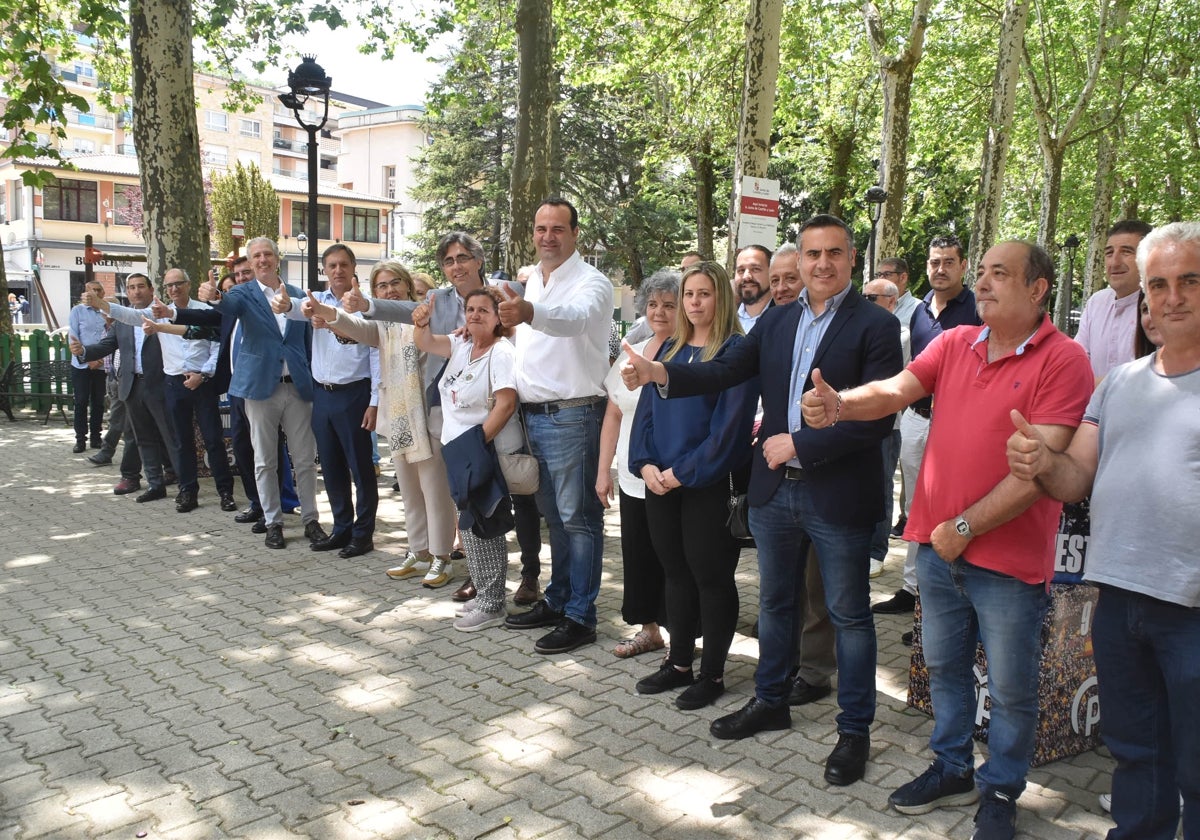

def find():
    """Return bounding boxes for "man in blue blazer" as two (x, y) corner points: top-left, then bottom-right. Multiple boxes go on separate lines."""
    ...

(622, 215), (903, 786)
(174, 237), (326, 550)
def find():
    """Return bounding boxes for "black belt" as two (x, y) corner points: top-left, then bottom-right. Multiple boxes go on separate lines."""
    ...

(522, 395), (605, 415)
(783, 466), (806, 481)
(279, 375), (293, 383)
(316, 378), (368, 392)
(910, 406), (933, 419)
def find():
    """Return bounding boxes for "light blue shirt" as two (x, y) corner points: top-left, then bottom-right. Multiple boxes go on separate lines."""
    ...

(786, 283), (853, 467)
(69, 304), (107, 370)
(303, 289), (379, 406)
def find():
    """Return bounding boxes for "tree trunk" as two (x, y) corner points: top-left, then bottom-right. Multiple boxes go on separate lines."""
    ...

(1082, 128), (1117, 299)
(691, 132), (716, 260)
(826, 126), (857, 219)
(129, 0), (210, 292)
(968, 0), (1030, 278)
(863, 0), (933, 266)
(725, 0), (783, 267)
(508, 0), (556, 273)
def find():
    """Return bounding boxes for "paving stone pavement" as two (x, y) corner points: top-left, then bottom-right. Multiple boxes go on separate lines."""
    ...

(1, 418), (1118, 839)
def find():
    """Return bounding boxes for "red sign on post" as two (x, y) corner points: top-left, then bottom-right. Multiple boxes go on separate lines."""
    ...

(231, 219), (245, 239)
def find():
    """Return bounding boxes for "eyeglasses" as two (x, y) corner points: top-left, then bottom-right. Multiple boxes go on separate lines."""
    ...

(877, 270), (901, 279)
(374, 279), (410, 293)
(164, 281), (188, 289)
(441, 254), (477, 268)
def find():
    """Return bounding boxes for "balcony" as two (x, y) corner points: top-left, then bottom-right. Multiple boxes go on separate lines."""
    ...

(66, 110), (115, 131)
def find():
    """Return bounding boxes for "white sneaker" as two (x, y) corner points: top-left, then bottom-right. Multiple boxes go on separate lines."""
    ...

(453, 608), (505, 632)
(1099, 793), (1111, 813)
(385, 551), (431, 580)
(422, 555), (455, 589)
(869, 558), (885, 579)
(455, 597), (477, 616)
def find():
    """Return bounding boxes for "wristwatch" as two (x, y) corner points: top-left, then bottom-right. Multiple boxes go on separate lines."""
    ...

(954, 514), (974, 539)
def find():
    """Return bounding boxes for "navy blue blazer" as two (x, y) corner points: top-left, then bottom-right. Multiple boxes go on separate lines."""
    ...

(664, 286), (903, 527)
(174, 282), (313, 402)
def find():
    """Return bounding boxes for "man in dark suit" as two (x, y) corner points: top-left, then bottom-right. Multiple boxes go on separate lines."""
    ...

(622, 215), (903, 786)
(75, 273), (177, 504)
(174, 237), (326, 550)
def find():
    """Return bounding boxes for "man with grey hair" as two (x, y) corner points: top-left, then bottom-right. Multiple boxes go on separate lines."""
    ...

(803, 240), (1092, 839)
(1007, 221), (1200, 840)
(768, 244), (803, 307)
(175, 237), (326, 549)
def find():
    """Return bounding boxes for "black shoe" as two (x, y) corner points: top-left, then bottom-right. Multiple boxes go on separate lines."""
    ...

(338, 538), (374, 559)
(902, 631), (914, 646)
(175, 490), (198, 513)
(534, 617), (597, 654)
(304, 521), (329, 544)
(973, 791), (1017, 840)
(504, 599), (563, 630)
(88, 452), (114, 465)
(872, 589), (917, 614)
(890, 514), (907, 538)
(889, 763), (978, 815)
(264, 524), (285, 549)
(234, 507), (263, 524)
(219, 492), (238, 512)
(788, 676), (833, 706)
(392, 481), (400, 492)
(135, 486), (167, 503)
(113, 478), (141, 495)
(824, 731), (870, 786)
(676, 674), (725, 710)
(311, 531), (351, 552)
(710, 697), (791, 740)
(251, 519), (268, 534)
(72, 441), (87, 454)
(636, 660), (694, 695)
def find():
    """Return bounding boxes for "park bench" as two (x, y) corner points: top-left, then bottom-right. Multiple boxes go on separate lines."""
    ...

(0, 359), (73, 424)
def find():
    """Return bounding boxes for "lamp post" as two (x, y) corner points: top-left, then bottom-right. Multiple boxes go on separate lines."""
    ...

(279, 55), (332, 292)
(1060, 233), (1081, 334)
(297, 232), (308, 287)
(864, 185), (888, 283)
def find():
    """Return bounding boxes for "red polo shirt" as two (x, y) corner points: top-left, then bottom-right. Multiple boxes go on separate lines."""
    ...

(904, 316), (1093, 584)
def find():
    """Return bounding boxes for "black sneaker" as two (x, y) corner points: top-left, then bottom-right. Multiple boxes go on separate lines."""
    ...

(872, 589), (917, 614)
(636, 660), (694, 695)
(676, 674), (725, 710)
(534, 618), (596, 654)
(889, 763), (979, 815)
(972, 791), (1017, 840)
(504, 599), (563, 630)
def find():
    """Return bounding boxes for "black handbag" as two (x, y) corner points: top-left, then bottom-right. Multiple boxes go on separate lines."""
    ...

(726, 474), (753, 543)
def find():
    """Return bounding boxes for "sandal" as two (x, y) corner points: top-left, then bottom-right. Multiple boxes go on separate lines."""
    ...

(613, 629), (666, 659)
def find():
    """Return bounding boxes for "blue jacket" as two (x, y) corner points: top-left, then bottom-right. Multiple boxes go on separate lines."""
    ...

(173, 282), (313, 402)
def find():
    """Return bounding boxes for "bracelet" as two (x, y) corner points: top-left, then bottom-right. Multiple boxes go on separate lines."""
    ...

(832, 391), (844, 426)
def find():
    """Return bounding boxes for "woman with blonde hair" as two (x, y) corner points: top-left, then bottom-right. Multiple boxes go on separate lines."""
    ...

(629, 262), (758, 710)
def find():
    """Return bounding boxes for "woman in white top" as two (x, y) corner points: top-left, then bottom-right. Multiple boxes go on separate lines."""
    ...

(597, 269), (680, 658)
(413, 287), (522, 631)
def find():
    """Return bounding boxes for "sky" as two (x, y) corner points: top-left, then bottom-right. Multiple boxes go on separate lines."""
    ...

(247, 22), (447, 109)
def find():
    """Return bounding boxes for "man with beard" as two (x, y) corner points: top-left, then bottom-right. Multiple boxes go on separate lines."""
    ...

(735, 245), (773, 332)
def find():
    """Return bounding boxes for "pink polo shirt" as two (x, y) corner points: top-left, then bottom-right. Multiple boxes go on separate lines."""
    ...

(903, 316), (1093, 584)
(1075, 287), (1139, 380)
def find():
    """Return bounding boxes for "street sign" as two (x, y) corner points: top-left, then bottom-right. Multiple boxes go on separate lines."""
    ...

(736, 176), (781, 250)
(231, 219), (245, 238)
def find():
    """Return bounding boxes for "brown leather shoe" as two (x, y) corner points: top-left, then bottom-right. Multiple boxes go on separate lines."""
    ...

(513, 575), (540, 606)
(452, 578), (476, 602)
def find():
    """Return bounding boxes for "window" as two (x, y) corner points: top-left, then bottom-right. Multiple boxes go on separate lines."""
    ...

(9, 180), (23, 220)
(291, 202), (331, 239)
(205, 110), (228, 132)
(239, 118), (261, 138)
(114, 183), (138, 225)
(383, 165), (396, 199)
(236, 149), (261, 167)
(204, 145), (228, 167)
(42, 178), (98, 222)
(71, 138), (95, 153)
(343, 207), (380, 243)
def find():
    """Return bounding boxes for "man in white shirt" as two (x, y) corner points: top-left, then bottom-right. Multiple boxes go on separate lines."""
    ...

(499, 198), (613, 655)
(1075, 219), (1154, 382)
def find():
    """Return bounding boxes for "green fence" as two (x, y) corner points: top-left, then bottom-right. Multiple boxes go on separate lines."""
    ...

(1, 330), (75, 418)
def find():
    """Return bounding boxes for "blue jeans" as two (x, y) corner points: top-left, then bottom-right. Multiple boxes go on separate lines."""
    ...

(869, 428), (902, 561)
(748, 477), (876, 735)
(1093, 587), (1200, 840)
(916, 545), (1048, 798)
(525, 402), (605, 628)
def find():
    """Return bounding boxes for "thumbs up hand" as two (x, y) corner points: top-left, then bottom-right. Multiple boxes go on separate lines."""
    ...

(1006, 409), (1050, 481)
(197, 278), (220, 303)
(270, 283), (292, 315)
(342, 281), (368, 314)
(149, 297), (172, 319)
(800, 369), (841, 428)
(498, 283), (531, 328)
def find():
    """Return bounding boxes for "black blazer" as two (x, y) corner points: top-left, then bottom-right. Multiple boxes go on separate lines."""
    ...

(664, 287), (903, 527)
